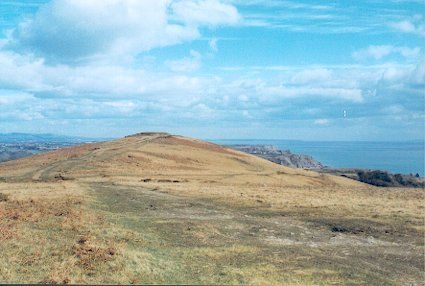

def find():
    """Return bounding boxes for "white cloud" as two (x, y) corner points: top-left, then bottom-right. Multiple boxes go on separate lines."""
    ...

(166, 50), (202, 72)
(190, 103), (216, 119)
(0, 51), (49, 91)
(409, 60), (425, 85)
(260, 86), (364, 103)
(0, 42), (423, 127)
(0, 90), (35, 105)
(381, 105), (405, 115)
(391, 20), (416, 32)
(352, 45), (421, 60)
(314, 119), (329, 126)
(0, 50), (214, 110)
(7, 0), (239, 63)
(0, 110), (45, 121)
(290, 68), (332, 84)
(238, 94), (249, 102)
(390, 20), (425, 37)
(171, 0), (240, 26)
(209, 38), (218, 52)
(353, 45), (393, 60)
(2, 46), (422, 107)
(104, 101), (136, 113)
(241, 110), (252, 119)
(379, 61), (425, 86)
(398, 47), (422, 58)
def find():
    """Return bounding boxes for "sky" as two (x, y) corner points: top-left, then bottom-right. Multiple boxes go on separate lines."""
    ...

(0, 0), (424, 140)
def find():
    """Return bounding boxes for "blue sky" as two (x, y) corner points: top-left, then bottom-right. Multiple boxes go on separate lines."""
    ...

(0, 0), (424, 140)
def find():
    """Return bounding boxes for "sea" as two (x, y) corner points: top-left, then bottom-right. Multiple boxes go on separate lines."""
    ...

(211, 140), (425, 176)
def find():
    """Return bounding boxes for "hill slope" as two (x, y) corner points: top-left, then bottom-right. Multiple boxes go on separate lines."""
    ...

(0, 133), (423, 285)
(0, 132), (358, 187)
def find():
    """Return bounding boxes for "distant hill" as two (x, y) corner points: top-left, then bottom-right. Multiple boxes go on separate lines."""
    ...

(0, 133), (104, 143)
(0, 133), (108, 163)
(0, 150), (34, 162)
(0, 132), (356, 188)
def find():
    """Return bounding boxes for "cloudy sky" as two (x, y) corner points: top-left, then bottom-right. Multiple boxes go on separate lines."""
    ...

(0, 0), (424, 140)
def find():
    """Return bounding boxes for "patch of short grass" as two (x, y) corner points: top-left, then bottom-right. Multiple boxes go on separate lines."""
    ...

(0, 192), (8, 202)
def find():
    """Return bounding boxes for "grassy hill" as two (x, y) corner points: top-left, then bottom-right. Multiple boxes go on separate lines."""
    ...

(0, 133), (423, 284)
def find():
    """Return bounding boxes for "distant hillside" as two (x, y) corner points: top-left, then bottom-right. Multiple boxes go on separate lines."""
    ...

(0, 133), (103, 143)
(0, 150), (34, 162)
(0, 132), (356, 188)
(0, 133), (107, 163)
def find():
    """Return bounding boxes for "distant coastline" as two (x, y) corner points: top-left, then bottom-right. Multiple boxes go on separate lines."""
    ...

(225, 144), (424, 188)
(213, 139), (425, 177)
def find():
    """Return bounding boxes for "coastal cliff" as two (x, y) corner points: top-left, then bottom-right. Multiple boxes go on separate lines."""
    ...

(229, 144), (424, 188)
(228, 145), (324, 169)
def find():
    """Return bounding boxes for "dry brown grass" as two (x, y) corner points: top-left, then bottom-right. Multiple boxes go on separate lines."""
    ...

(0, 133), (423, 284)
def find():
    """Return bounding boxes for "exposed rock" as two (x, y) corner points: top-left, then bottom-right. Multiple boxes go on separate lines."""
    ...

(228, 145), (324, 169)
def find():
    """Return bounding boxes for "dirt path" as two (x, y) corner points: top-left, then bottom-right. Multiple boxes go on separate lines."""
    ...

(87, 182), (424, 285)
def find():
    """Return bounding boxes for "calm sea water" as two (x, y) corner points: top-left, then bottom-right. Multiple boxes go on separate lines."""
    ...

(211, 140), (425, 176)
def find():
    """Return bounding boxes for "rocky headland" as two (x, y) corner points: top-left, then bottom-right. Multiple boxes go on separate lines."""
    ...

(228, 145), (324, 169)
(229, 144), (424, 188)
